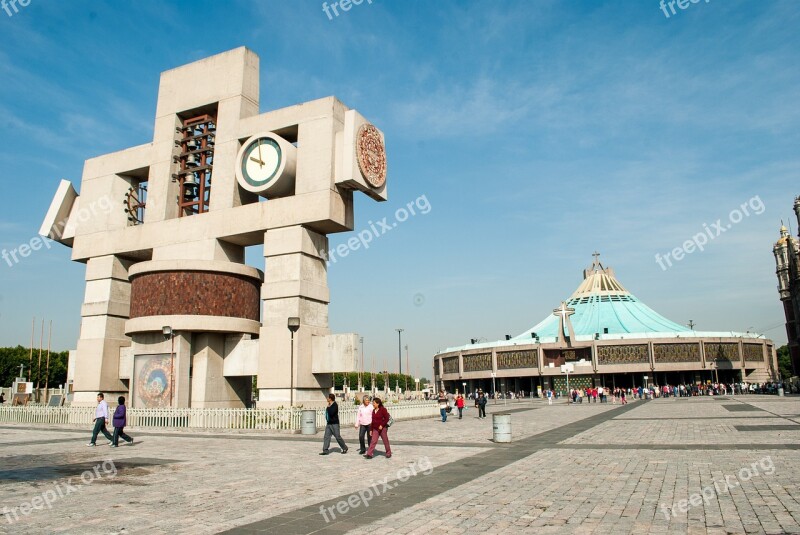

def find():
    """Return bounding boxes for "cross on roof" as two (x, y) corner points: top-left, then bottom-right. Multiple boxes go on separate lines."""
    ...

(591, 251), (603, 270)
(552, 301), (576, 347)
(552, 301), (575, 321)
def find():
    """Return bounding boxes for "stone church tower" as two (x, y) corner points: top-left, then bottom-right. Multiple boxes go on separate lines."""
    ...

(773, 197), (800, 377)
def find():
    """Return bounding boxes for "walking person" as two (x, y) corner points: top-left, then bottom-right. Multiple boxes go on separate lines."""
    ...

(456, 394), (465, 419)
(355, 395), (372, 454)
(477, 391), (487, 419)
(320, 393), (348, 455)
(364, 397), (391, 459)
(87, 393), (114, 446)
(438, 390), (448, 422)
(111, 396), (133, 447)
(546, 389), (553, 405)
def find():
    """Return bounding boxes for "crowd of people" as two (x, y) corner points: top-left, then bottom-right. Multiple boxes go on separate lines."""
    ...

(435, 380), (794, 407)
(549, 381), (793, 404)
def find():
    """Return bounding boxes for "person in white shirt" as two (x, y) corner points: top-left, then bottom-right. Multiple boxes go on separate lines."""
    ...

(355, 395), (373, 455)
(88, 392), (114, 446)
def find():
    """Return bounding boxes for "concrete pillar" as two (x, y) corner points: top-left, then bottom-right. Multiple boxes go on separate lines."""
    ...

(258, 226), (331, 407)
(72, 255), (133, 405)
(191, 333), (249, 408)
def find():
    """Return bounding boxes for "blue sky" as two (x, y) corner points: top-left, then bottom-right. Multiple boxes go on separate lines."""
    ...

(0, 0), (798, 379)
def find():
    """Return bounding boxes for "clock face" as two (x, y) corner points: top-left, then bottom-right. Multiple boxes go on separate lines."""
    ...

(241, 137), (282, 188)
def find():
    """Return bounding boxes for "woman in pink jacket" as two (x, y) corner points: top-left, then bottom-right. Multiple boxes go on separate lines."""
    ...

(364, 397), (391, 459)
(354, 395), (373, 455)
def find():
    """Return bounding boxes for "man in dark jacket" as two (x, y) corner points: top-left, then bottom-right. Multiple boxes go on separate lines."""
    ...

(320, 394), (348, 455)
(477, 392), (487, 419)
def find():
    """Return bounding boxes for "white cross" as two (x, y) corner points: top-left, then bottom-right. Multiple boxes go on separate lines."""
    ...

(553, 302), (575, 322)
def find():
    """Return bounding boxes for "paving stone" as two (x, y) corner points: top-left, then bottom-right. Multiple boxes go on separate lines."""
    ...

(1, 395), (799, 534)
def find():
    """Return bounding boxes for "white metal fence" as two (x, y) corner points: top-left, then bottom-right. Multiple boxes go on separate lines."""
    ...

(0, 402), (438, 431)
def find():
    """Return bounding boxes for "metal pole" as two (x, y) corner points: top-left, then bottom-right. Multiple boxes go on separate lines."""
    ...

(290, 331), (295, 407)
(566, 371), (570, 404)
(359, 336), (364, 393)
(36, 319), (43, 402)
(396, 328), (404, 375)
(29, 317), (34, 379)
(169, 332), (175, 407)
(405, 344), (409, 394)
(44, 320), (52, 403)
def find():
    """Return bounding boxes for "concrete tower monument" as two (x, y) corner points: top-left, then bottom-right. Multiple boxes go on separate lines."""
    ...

(40, 47), (388, 408)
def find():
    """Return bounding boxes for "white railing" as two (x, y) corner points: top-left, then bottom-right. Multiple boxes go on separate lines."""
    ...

(0, 402), (438, 431)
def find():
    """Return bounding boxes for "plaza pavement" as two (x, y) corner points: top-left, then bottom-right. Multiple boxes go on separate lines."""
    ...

(1, 396), (799, 534)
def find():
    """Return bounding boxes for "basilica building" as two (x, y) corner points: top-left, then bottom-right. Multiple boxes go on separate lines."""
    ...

(433, 256), (777, 395)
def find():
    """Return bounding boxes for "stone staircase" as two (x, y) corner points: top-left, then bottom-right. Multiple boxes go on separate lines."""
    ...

(744, 368), (773, 383)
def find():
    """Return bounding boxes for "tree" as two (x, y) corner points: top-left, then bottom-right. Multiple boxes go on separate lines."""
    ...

(777, 345), (794, 380)
(332, 371), (416, 391)
(0, 346), (69, 388)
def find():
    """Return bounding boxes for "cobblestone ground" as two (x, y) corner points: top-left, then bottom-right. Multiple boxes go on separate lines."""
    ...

(1, 396), (799, 534)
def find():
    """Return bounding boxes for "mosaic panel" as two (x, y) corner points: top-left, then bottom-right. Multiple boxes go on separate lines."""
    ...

(597, 344), (649, 365)
(743, 344), (764, 362)
(497, 350), (536, 370)
(442, 356), (459, 374)
(704, 342), (739, 363)
(463, 353), (492, 372)
(653, 343), (701, 363)
(553, 375), (592, 394)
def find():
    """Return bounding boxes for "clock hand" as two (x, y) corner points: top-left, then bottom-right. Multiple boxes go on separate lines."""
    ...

(257, 141), (264, 168)
(250, 156), (265, 166)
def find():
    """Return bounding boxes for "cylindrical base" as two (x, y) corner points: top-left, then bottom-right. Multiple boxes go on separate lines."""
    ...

(492, 413), (512, 443)
(778, 388), (785, 397)
(301, 409), (317, 435)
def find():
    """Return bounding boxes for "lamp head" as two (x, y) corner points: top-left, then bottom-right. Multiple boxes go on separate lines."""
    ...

(162, 326), (172, 341)
(287, 317), (300, 333)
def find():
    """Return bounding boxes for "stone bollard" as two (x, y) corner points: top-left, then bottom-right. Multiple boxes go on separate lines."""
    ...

(492, 413), (512, 443)
(301, 409), (317, 435)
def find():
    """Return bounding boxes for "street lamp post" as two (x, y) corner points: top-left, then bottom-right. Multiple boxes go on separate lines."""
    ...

(359, 336), (364, 393)
(162, 326), (174, 408)
(287, 317), (300, 407)
(396, 328), (404, 376)
(561, 363), (574, 404)
(405, 344), (410, 394)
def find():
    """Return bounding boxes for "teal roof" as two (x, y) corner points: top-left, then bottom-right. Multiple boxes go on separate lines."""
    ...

(514, 292), (690, 342)
(438, 257), (765, 354)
